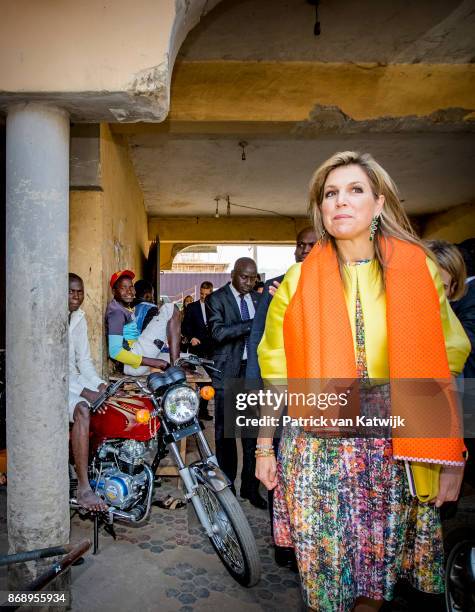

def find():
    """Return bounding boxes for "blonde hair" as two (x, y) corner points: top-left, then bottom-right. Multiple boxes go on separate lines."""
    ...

(308, 151), (428, 280)
(425, 240), (467, 300)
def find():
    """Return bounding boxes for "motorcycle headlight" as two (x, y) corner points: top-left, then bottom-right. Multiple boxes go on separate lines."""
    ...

(163, 386), (199, 424)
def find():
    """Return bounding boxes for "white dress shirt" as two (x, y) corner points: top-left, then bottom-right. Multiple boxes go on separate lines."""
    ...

(200, 300), (207, 324)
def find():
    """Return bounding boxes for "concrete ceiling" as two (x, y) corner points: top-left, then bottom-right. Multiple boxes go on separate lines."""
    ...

(128, 132), (475, 217)
(179, 0), (475, 63)
(125, 0), (475, 219)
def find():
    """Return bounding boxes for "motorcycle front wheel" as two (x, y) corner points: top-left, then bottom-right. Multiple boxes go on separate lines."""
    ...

(445, 539), (475, 612)
(196, 485), (261, 587)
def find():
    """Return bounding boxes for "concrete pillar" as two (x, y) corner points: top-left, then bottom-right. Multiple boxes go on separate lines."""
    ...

(6, 104), (70, 585)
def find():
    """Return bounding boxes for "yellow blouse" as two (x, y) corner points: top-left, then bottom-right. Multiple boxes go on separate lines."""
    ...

(258, 257), (470, 380)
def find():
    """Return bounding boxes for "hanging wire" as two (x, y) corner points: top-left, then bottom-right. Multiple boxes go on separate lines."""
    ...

(228, 199), (293, 218)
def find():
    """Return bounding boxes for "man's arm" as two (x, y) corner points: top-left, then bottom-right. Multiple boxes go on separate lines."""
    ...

(76, 316), (106, 391)
(206, 294), (252, 345)
(167, 306), (181, 364)
(246, 283), (274, 382)
(106, 307), (143, 368)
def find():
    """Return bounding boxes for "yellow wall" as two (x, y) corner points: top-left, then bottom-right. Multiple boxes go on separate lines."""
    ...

(421, 202), (475, 242)
(170, 62), (475, 122)
(69, 125), (148, 374)
(69, 190), (105, 371)
(100, 124), (149, 280)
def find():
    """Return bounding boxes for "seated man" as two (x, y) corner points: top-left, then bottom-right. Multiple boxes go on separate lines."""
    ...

(69, 273), (108, 512)
(105, 270), (180, 376)
(134, 279), (158, 334)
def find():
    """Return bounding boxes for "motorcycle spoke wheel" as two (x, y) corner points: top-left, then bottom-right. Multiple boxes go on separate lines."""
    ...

(198, 486), (243, 572)
(196, 485), (261, 587)
(445, 540), (475, 612)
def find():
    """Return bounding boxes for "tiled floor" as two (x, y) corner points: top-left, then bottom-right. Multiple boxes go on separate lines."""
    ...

(0, 410), (472, 611)
(69, 423), (303, 611)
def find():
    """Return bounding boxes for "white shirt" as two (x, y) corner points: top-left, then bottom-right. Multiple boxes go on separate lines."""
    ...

(229, 283), (255, 360)
(200, 300), (207, 324)
(69, 309), (105, 396)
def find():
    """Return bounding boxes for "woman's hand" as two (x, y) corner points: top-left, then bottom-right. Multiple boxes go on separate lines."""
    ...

(256, 455), (278, 490)
(434, 464), (464, 507)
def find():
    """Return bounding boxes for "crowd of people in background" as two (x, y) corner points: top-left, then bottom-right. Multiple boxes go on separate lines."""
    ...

(68, 150), (474, 611)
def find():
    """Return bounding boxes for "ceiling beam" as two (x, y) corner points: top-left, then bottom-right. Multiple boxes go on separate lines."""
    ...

(149, 216), (312, 242)
(167, 61), (474, 123)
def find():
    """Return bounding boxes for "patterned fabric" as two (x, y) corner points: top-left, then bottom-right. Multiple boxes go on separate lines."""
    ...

(273, 261), (445, 610)
(105, 299), (142, 368)
(273, 425), (444, 611)
(239, 293), (251, 353)
(355, 279), (369, 381)
(134, 301), (157, 334)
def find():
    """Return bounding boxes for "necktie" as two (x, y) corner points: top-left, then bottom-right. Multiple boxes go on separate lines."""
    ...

(240, 294), (250, 355)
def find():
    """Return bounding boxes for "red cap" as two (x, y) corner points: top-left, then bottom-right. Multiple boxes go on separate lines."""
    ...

(110, 269), (135, 289)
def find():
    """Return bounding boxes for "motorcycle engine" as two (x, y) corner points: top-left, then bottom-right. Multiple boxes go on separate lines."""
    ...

(117, 440), (147, 475)
(93, 440), (151, 510)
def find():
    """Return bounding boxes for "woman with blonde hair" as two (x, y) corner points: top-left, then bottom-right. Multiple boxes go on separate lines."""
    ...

(256, 152), (470, 611)
(425, 239), (467, 301)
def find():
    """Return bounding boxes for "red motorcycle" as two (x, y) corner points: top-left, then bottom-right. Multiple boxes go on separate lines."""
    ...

(70, 355), (261, 587)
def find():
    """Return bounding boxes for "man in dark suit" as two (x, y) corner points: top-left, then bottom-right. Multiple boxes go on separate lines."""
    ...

(246, 226), (317, 568)
(206, 257), (266, 508)
(182, 281), (214, 420)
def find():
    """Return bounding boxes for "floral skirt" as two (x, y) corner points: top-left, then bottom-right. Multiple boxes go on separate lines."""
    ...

(273, 427), (444, 611)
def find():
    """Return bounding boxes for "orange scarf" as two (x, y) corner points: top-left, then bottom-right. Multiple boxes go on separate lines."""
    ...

(283, 238), (465, 465)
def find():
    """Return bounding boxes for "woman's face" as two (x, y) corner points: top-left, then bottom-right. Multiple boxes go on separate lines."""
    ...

(439, 267), (454, 299)
(321, 164), (384, 241)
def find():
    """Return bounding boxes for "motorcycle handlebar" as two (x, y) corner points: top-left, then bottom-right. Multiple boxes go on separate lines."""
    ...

(174, 355), (215, 367)
(174, 355), (220, 373)
(90, 377), (139, 412)
(89, 356), (219, 412)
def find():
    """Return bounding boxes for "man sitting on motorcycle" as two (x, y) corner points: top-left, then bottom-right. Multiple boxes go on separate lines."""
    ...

(105, 270), (180, 375)
(69, 273), (109, 512)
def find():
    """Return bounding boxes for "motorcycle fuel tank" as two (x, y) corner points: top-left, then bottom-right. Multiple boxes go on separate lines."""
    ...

(90, 395), (159, 451)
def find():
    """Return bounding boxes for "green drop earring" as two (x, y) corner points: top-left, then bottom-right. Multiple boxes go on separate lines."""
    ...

(369, 215), (379, 241)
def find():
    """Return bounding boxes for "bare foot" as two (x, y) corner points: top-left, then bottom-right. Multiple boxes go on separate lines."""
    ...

(77, 487), (108, 512)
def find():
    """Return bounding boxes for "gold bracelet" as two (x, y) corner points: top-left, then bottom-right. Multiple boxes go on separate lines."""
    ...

(255, 449), (275, 458)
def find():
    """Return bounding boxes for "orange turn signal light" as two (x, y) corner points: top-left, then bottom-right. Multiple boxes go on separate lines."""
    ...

(136, 409), (151, 424)
(200, 386), (215, 401)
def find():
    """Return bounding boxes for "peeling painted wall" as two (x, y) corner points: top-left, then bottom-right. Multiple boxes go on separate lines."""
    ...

(100, 124), (149, 281)
(69, 125), (149, 372)
(69, 190), (104, 371)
